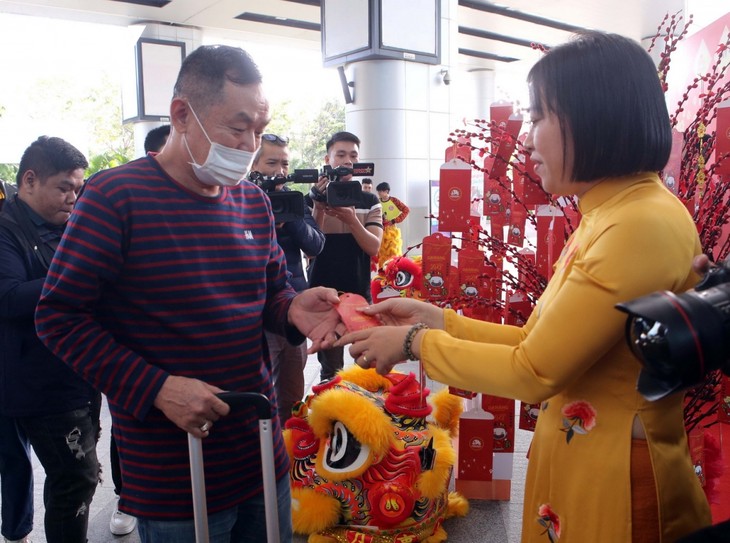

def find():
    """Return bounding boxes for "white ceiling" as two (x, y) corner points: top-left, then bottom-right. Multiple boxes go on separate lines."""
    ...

(0, 0), (717, 72)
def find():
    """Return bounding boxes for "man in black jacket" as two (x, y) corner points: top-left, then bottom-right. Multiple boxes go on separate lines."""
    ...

(250, 134), (325, 422)
(0, 136), (99, 543)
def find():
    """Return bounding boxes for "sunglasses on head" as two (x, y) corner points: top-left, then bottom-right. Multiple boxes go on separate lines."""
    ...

(262, 134), (289, 145)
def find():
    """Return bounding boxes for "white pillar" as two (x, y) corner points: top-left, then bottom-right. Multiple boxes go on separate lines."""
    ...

(342, 0), (462, 252)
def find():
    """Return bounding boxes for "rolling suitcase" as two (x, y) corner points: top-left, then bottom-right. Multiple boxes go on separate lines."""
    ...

(188, 392), (281, 543)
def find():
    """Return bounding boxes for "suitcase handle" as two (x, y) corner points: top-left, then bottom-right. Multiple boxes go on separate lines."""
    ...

(189, 392), (280, 543)
(216, 391), (272, 420)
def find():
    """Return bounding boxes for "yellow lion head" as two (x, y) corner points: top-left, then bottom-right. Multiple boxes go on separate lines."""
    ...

(283, 366), (468, 543)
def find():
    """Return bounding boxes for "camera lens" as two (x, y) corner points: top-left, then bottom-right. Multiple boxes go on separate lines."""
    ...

(270, 198), (285, 215)
(618, 282), (730, 400)
(626, 317), (674, 376)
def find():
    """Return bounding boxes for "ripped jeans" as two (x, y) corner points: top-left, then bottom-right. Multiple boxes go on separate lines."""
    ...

(17, 393), (101, 543)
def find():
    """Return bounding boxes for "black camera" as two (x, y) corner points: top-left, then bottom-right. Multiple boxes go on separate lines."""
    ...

(308, 163), (375, 207)
(616, 257), (730, 401)
(249, 169), (319, 223)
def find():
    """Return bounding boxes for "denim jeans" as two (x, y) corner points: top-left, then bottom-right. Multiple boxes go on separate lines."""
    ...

(137, 474), (293, 543)
(0, 413), (33, 541)
(17, 394), (101, 543)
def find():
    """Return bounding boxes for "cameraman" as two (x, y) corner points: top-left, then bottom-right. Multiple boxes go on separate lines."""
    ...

(250, 134), (325, 422)
(307, 131), (383, 381)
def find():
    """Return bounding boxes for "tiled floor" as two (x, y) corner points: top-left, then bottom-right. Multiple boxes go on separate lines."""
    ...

(8, 352), (531, 543)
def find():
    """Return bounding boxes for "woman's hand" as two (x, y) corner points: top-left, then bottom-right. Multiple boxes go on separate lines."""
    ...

(357, 298), (445, 329)
(336, 325), (413, 375)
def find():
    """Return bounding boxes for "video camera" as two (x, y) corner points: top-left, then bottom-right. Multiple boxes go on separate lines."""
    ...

(616, 256), (730, 401)
(249, 169), (319, 223)
(308, 163), (375, 207)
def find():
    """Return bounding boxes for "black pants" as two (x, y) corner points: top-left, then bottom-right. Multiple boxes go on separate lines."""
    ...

(18, 393), (101, 543)
(317, 345), (344, 382)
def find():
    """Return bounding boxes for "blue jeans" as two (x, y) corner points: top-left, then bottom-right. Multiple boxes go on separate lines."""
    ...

(137, 475), (293, 543)
(0, 413), (33, 541)
(17, 395), (101, 543)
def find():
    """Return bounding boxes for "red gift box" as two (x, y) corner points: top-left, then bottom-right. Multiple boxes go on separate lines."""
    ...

(490, 115), (523, 179)
(421, 232), (452, 301)
(449, 386), (477, 399)
(517, 248), (536, 290)
(483, 173), (509, 217)
(662, 129), (685, 194)
(481, 395), (515, 453)
(507, 204), (527, 246)
(438, 159), (472, 232)
(490, 213), (505, 243)
(504, 289), (533, 327)
(445, 136), (472, 164)
(519, 402), (541, 432)
(458, 247), (486, 300)
(719, 374), (730, 424)
(489, 101), (513, 154)
(536, 205), (566, 280)
(456, 408), (495, 482)
(521, 152), (549, 206)
(716, 101), (730, 176)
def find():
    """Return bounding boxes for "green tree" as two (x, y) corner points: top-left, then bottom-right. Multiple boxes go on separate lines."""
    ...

(292, 98), (346, 170)
(264, 97), (345, 193)
(1, 70), (134, 178)
(0, 164), (18, 184)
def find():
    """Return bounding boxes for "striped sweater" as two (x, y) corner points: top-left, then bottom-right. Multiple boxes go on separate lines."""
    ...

(35, 156), (295, 518)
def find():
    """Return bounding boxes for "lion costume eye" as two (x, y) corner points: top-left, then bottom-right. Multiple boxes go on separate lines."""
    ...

(324, 421), (371, 473)
(394, 270), (413, 288)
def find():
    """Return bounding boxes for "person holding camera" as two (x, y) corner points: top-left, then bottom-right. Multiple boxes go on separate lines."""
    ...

(307, 131), (383, 381)
(250, 133), (325, 423)
(336, 32), (711, 542)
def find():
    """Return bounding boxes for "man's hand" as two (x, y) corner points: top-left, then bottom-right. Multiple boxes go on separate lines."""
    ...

(288, 287), (345, 352)
(314, 175), (329, 194)
(324, 205), (356, 226)
(153, 375), (230, 438)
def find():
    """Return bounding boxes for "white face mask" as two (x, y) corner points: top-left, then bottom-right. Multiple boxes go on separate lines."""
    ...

(184, 104), (255, 187)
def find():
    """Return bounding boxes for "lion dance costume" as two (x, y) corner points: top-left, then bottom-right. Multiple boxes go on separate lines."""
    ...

(371, 255), (424, 303)
(283, 366), (468, 542)
(376, 196), (410, 271)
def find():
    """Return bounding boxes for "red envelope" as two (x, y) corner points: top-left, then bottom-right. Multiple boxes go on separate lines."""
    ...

(716, 102), (730, 176)
(445, 136), (472, 163)
(438, 160), (472, 232)
(336, 293), (381, 332)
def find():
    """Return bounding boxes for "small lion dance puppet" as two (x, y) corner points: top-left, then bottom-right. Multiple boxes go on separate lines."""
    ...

(371, 255), (424, 303)
(283, 366), (468, 542)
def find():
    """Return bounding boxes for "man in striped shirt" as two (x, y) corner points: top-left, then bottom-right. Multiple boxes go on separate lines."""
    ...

(35, 45), (342, 543)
